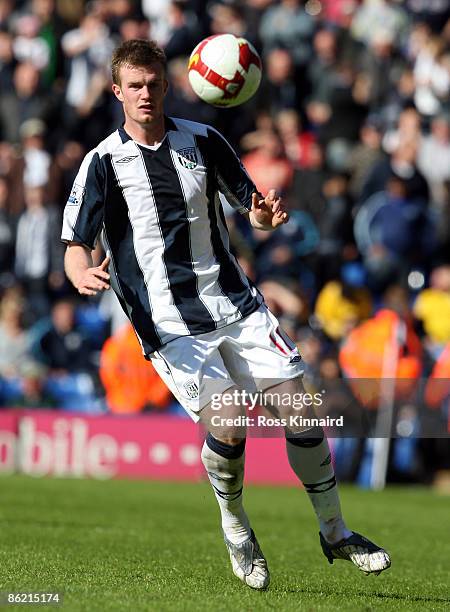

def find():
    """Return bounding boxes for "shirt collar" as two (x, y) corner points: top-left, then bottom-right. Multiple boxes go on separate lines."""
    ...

(118, 116), (177, 144)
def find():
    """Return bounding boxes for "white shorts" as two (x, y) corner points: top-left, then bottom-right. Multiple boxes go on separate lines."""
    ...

(150, 305), (304, 421)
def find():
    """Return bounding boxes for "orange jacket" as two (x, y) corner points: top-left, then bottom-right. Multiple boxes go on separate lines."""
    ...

(339, 309), (422, 408)
(100, 324), (171, 414)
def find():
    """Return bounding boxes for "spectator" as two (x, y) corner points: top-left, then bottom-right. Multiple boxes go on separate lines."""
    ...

(360, 139), (429, 204)
(351, 0), (410, 50)
(256, 47), (304, 114)
(0, 288), (30, 378)
(315, 263), (373, 341)
(359, 30), (408, 110)
(306, 61), (368, 147)
(4, 117), (52, 217)
(208, 2), (252, 42)
(28, 0), (69, 86)
(288, 141), (328, 222)
(0, 61), (50, 144)
(259, 0), (315, 66)
(141, 0), (171, 46)
(308, 26), (340, 102)
(20, 118), (51, 190)
(241, 128), (294, 197)
(164, 1), (200, 61)
(12, 13), (50, 71)
(274, 109), (317, 170)
(315, 173), (355, 282)
(339, 305), (422, 409)
(61, 7), (114, 142)
(348, 117), (385, 200)
(15, 185), (64, 319)
(34, 298), (92, 373)
(355, 176), (436, 289)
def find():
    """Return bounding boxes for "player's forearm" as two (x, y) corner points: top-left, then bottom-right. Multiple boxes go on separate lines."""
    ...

(64, 244), (93, 290)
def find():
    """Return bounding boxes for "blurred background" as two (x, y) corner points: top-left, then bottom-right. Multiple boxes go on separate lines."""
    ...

(0, 0), (449, 489)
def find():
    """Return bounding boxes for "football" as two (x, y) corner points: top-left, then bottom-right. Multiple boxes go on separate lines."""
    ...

(188, 34), (262, 108)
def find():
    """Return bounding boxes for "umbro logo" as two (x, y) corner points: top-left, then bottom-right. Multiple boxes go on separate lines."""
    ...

(116, 155), (138, 164)
(289, 354), (302, 363)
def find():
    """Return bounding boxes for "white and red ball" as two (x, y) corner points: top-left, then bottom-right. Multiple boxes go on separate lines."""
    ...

(188, 34), (262, 108)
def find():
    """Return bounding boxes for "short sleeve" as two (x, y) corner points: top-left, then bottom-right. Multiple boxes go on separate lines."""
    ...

(206, 127), (256, 214)
(61, 150), (105, 250)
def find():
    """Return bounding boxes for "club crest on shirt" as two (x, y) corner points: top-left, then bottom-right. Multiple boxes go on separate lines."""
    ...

(67, 183), (85, 206)
(183, 378), (199, 399)
(176, 147), (197, 170)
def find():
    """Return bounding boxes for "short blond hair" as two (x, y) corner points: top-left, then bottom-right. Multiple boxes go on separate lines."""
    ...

(111, 39), (167, 85)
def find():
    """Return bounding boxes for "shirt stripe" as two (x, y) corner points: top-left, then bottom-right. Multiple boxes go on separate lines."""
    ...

(103, 154), (161, 353)
(141, 139), (217, 333)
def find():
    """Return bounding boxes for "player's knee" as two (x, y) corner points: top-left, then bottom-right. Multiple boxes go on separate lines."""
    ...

(218, 435), (245, 447)
(204, 432), (246, 458)
(285, 425), (324, 447)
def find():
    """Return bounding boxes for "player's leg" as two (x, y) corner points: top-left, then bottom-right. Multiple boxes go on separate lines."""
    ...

(265, 375), (353, 545)
(200, 400), (270, 590)
(150, 338), (250, 543)
(199, 398), (250, 545)
(223, 305), (391, 575)
(151, 339), (269, 589)
(279, 382), (391, 574)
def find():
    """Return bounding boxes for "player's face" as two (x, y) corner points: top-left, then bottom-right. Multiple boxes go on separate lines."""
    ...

(112, 63), (168, 126)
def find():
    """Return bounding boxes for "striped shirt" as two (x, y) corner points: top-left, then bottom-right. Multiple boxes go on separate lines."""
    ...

(61, 117), (263, 356)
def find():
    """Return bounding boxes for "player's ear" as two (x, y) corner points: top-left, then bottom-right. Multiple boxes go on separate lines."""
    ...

(112, 83), (124, 102)
(163, 78), (169, 96)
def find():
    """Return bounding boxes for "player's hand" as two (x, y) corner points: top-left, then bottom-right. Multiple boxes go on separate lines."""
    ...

(251, 190), (289, 230)
(76, 256), (111, 296)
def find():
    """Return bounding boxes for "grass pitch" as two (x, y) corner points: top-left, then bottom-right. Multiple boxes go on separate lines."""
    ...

(0, 476), (449, 611)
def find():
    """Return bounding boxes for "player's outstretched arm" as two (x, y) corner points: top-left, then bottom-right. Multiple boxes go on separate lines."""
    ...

(64, 242), (110, 296)
(248, 189), (289, 231)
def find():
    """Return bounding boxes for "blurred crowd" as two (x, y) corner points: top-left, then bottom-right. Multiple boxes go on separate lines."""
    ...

(0, 0), (449, 482)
